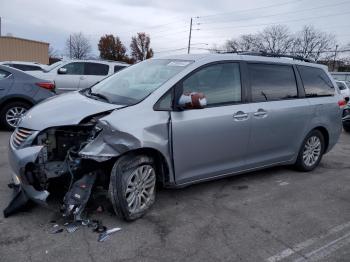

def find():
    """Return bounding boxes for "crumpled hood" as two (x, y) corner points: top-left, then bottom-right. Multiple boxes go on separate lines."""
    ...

(20, 91), (124, 130)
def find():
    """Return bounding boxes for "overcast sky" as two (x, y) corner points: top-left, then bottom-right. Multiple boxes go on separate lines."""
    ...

(1, 0), (350, 58)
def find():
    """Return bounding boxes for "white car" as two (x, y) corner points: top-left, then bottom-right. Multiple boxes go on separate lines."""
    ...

(335, 80), (350, 100)
(0, 61), (47, 71)
(29, 60), (128, 94)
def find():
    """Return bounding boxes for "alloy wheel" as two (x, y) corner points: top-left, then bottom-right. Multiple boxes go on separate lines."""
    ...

(125, 164), (156, 214)
(5, 106), (27, 128)
(302, 136), (322, 167)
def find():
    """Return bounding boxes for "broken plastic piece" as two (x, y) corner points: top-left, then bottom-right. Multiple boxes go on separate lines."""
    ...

(98, 227), (121, 242)
(50, 225), (64, 234)
(66, 222), (80, 233)
(3, 185), (29, 218)
(62, 172), (97, 220)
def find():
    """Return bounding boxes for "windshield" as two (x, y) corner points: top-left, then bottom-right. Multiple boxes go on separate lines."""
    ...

(89, 59), (192, 105)
(337, 82), (347, 90)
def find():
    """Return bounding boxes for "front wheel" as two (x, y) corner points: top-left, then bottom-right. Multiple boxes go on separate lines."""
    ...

(294, 130), (325, 172)
(109, 154), (156, 221)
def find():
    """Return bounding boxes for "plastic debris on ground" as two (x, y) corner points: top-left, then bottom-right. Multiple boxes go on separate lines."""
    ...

(98, 227), (122, 242)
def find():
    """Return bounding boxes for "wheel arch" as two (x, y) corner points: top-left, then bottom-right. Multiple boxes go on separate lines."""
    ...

(0, 96), (34, 111)
(116, 147), (171, 187)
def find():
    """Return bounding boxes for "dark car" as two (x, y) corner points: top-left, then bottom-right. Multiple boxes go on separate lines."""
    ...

(0, 65), (55, 130)
(343, 98), (350, 132)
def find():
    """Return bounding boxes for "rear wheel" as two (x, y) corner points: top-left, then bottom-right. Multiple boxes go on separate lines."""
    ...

(0, 101), (31, 130)
(109, 154), (156, 221)
(294, 130), (325, 171)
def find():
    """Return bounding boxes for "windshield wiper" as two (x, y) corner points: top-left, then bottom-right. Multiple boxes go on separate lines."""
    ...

(86, 89), (110, 103)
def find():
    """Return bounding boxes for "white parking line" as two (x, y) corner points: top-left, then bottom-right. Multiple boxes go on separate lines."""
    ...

(266, 221), (350, 262)
(293, 231), (350, 262)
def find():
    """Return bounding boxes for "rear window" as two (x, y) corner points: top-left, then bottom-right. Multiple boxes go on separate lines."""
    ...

(248, 63), (298, 102)
(85, 63), (109, 76)
(114, 65), (126, 73)
(297, 66), (334, 97)
(11, 64), (42, 71)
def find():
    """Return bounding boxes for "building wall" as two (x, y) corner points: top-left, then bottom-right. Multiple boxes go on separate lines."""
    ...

(0, 36), (49, 64)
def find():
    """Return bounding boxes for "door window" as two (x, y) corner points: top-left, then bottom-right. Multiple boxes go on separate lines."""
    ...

(248, 63), (298, 102)
(297, 66), (334, 97)
(182, 63), (241, 106)
(11, 64), (42, 71)
(0, 69), (11, 79)
(60, 62), (85, 75)
(85, 63), (109, 76)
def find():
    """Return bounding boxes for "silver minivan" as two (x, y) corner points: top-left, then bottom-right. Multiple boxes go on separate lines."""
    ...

(5, 53), (344, 220)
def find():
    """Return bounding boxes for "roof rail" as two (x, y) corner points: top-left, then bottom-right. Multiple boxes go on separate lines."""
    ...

(237, 51), (315, 63)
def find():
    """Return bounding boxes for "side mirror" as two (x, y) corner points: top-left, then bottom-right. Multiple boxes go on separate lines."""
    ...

(177, 92), (207, 110)
(57, 67), (67, 74)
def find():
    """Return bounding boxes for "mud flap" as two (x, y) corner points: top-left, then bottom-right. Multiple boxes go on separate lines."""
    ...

(3, 185), (29, 218)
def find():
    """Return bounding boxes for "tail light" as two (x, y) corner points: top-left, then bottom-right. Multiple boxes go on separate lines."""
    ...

(36, 82), (55, 91)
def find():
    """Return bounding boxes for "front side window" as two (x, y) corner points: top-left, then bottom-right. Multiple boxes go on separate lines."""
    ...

(60, 62), (84, 75)
(0, 69), (11, 79)
(298, 66), (334, 97)
(248, 63), (298, 102)
(85, 63), (109, 76)
(182, 63), (241, 106)
(89, 59), (192, 105)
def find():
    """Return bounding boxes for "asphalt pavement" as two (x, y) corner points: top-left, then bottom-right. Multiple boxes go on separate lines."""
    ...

(0, 131), (349, 262)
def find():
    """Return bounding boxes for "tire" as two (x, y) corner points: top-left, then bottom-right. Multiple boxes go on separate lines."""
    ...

(0, 101), (31, 130)
(108, 154), (156, 221)
(344, 124), (350, 133)
(294, 130), (325, 172)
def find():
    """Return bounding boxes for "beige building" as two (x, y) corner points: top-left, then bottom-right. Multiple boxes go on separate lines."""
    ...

(0, 36), (49, 64)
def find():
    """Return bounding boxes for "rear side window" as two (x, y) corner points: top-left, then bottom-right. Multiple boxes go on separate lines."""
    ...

(248, 63), (298, 102)
(297, 66), (334, 97)
(0, 69), (11, 79)
(85, 63), (109, 76)
(114, 65), (126, 73)
(182, 63), (241, 106)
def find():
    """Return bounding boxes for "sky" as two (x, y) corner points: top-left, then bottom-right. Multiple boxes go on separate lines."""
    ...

(1, 0), (350, 58)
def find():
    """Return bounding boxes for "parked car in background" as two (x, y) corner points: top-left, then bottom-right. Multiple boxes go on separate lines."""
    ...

(28, 60), (128, 94)
(0, 65), (55, 130)
(335, 80), (350, 100)
(6, 53), (343, 220)
(0, 61), (47, 72)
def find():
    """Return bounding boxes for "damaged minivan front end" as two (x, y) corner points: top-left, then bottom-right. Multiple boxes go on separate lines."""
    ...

(5, 112), (119, 216)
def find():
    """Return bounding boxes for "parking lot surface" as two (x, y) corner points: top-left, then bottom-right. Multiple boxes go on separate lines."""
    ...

(0, 131), (349, 262)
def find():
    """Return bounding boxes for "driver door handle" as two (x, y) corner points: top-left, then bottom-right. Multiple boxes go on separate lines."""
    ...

(253, 109), (267, 117)
(233, 111), (249, 121)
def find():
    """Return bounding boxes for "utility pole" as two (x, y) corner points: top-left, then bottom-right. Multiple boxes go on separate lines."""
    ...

(333, 44), (338, 71)
(187, 17), (193, 54)
(69, 34), (72, 59)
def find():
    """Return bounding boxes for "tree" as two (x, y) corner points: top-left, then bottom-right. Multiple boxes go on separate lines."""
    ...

(258, 25), (294, 54)
(66, 32), (91, 59)
(292, 25), (335, 61)
(48, 46), (59, 58)
(130, 32), (153, 62)
(98, 34), (127, 61)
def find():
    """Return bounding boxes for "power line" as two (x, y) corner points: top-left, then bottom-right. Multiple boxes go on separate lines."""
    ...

(198, 1), (350, 26)
(197, 0), (304, 19)
(197, 10), (350, 32)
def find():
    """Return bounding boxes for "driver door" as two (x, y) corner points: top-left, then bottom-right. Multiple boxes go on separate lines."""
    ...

(170, 62), (252, 184)
(55, 62), (84, 94)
